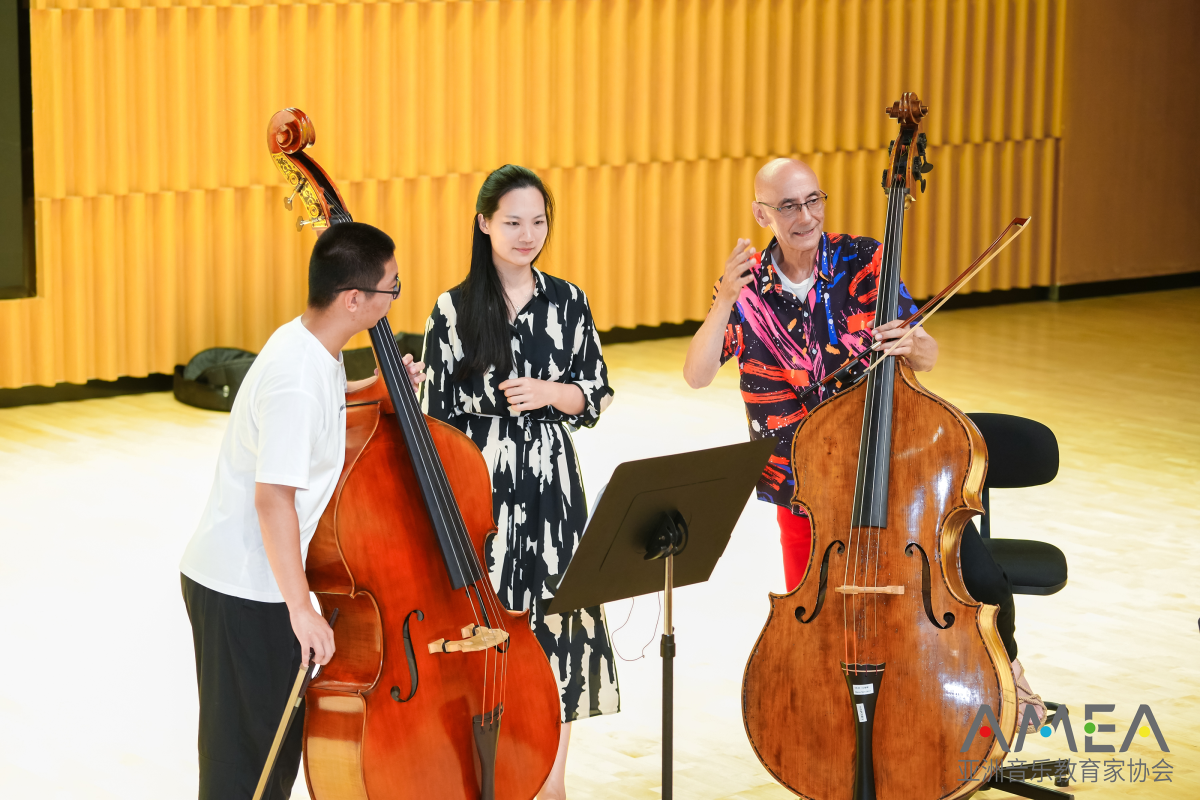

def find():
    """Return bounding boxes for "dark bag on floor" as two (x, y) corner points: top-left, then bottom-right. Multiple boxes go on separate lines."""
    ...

(173, 348), (258, 412)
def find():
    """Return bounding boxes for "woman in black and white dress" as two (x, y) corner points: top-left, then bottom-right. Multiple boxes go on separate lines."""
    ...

(421, 165), (618, 800)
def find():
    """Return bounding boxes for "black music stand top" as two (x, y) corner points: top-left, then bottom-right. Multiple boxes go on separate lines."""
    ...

(546, 439), (775, 615)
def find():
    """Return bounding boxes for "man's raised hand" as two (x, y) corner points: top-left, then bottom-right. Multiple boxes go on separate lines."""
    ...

(716, 239), (757, 307)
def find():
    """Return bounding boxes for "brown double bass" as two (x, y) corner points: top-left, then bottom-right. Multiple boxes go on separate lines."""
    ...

(741, 94), (1017, 799)
(267, 109), (561, 799)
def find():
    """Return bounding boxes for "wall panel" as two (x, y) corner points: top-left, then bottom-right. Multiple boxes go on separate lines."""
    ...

(2, 0), (1065, 388)
(1056, 0), (1200, 285)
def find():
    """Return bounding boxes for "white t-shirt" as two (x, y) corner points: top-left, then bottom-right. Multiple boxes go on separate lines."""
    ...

(775, 262), (817, 302)
(180, 317), (348, 602)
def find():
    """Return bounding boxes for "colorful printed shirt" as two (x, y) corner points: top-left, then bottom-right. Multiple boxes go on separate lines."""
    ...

(717, 233), (919, 509)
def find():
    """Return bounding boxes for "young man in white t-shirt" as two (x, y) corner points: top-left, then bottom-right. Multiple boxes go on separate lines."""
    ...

(179, 222), (425, 800)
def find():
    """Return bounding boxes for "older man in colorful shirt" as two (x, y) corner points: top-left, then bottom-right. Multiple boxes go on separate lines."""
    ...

(684, 157), (938, 589)
(683, 158), (1046, 731)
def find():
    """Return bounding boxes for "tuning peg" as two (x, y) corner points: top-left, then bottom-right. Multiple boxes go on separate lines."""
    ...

(284, 179), (307, 211)
(888, 139), (895, 156)
(296, 216), (326, 232)
(881, 169), (889, 189)
(919, 177), (927, 193)
(921, 162), (934, 174)
(917, 133), (927, 152)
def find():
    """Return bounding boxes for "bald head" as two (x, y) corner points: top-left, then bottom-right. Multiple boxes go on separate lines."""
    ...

(754, 158), (819, 201)
(751, 158), (826, 259)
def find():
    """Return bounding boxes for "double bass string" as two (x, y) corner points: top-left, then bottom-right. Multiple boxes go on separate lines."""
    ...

(857, 181), (905, 666)
(842, 214), (1030, 660)
(857, 187), (888, 665)
(375, 319), (503, 713)
(880, 183), (907, 651)
(324, 179), (501, 689)
(392, 351), (509, 706)
(870, 183), (906, 659)
(377, 325), (483, 628)
(312, 181), (481, 631)
(843, 184), (897, 669)
(310, 156), (503, 710)
(387, 329), (512, 717)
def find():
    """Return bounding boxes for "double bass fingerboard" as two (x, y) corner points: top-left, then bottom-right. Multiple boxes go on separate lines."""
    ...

(851, 132), (914, 530)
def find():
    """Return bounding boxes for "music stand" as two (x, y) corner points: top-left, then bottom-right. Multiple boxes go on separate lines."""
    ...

(547, 439), (775, 800)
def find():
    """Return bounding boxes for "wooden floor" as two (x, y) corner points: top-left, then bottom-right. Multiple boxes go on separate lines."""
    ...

(0, 289), (1196, 799)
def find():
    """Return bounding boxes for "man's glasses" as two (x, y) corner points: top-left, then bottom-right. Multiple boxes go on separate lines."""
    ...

(756, 192), (828, 219)
(336, 276), (400, 300)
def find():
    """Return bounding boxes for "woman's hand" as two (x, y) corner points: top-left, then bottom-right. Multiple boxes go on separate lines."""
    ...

(402, 354), (426, 391)
(868, 319), (939, 372)
(499, 377), (585, 415)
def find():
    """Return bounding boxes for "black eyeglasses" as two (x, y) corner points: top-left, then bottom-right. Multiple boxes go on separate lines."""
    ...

(336, 276), (400, 300)
(756, 192), (828, 219)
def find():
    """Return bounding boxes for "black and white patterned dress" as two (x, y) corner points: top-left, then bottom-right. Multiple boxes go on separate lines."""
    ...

(420, 268), (620, 722)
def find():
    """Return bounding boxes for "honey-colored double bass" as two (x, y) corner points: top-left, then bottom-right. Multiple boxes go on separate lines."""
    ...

(741, 94), (1017, 799)
(268, 109), (561, 799)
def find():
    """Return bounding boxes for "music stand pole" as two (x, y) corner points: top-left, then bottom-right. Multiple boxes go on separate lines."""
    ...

(646, 512), (686, 799)
(662, 553), (676, 799)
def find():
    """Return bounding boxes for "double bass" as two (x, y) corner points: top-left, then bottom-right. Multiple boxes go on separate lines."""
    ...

(267, 109), (561, 799)
(741, 94), (1017, 799)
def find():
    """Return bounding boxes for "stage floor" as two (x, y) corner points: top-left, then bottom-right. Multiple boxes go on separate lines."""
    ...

(1, 289), (1196, 799)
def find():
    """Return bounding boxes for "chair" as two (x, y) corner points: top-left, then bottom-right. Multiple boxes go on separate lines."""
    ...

(965, 413), (1073, 800)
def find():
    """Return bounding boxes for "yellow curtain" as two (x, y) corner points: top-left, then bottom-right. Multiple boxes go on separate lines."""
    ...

(1, 0), (1065, 389)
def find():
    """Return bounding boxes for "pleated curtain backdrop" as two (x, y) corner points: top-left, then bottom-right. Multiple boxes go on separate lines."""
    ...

(1, 0), (1065, 390)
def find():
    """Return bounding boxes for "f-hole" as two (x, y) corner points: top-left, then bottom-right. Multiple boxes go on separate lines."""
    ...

(390, 608), (424, 703)
(796, 540), (845, 624)
(904, 543), (955, 629)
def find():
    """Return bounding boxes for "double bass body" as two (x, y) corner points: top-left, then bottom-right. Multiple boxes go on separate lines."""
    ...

(302, 379), (561, 799)
(742, 365), (1015, 799)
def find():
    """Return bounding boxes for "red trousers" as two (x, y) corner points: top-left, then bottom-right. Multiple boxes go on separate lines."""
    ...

(778, 506), (814, 592)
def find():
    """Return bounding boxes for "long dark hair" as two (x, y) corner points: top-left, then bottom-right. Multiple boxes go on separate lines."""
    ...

(456, 165), (555, 380)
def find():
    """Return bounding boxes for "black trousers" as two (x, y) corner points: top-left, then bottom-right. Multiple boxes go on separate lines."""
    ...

(181, 574), (305, 800)
(960, 524), (1018, 661)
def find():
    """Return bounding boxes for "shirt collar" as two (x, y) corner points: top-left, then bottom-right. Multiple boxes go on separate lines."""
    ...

(758, 233), (831, 296)
(530, 266), (566, 307)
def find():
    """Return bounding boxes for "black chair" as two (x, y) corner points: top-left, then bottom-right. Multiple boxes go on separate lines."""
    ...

(966, 413), (1073, 800)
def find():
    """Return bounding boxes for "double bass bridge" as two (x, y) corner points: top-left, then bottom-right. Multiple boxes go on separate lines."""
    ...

(834, 584), (905, 595)
(428, 624), (510, 654)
